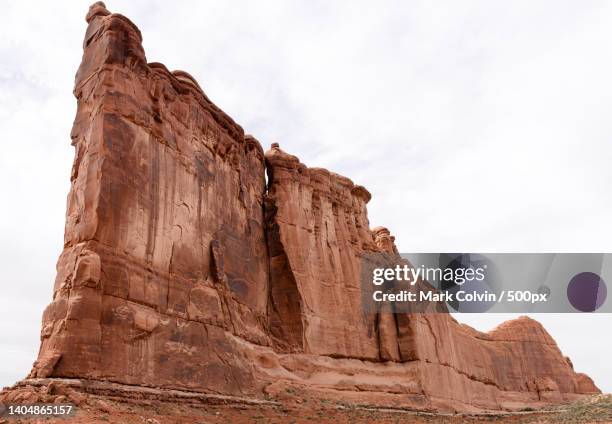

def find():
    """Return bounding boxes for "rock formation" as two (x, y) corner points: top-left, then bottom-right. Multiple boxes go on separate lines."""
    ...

(23, 1), (599, 413)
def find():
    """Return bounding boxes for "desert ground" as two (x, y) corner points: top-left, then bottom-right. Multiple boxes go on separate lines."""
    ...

(1, 380), (610, 423)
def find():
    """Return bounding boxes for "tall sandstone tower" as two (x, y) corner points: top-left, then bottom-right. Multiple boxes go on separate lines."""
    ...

(28, 2), (599, 412)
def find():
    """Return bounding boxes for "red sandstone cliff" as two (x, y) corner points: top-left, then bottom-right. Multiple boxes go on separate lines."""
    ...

(23, 1), (599, 413)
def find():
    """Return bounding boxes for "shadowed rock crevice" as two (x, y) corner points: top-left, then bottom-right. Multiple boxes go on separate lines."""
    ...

(264, 195), (305, 352)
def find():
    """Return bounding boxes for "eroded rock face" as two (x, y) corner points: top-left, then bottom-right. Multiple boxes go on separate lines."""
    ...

(264, 144), (381, 358)
(28, 2), (599, 412)
(262, 146), (599, 409)
(33, 1), (268, 395)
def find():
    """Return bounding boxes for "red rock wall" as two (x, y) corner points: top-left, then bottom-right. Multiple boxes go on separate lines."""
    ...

(263, 146), (599, 408)
(29, 2), (599, 411)
(264, 145), (381, 358)
(31, 2), (269, 395)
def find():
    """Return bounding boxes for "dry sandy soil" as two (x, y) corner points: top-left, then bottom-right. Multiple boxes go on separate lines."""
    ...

(0, 380), (610, 423)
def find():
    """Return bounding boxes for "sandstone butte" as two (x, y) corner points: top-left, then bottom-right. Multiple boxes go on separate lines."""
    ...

(4, 1), (600, 415)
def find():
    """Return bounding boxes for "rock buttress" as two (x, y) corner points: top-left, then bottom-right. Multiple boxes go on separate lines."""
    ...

(30, 2), (269, 395)
(264, 144), (381, 358)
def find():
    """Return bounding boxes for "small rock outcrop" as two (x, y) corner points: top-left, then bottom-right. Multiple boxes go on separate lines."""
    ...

(24, 2), (599, 413)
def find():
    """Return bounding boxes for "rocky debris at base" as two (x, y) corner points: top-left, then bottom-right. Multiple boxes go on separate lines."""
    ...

(1, 381), (610, 423)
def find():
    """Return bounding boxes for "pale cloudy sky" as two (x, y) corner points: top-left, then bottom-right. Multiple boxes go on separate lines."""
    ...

(0, 1), (610, 392)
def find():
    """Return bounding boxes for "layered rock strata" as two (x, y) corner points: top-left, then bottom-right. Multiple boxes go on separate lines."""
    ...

(27, 2), (599, 412)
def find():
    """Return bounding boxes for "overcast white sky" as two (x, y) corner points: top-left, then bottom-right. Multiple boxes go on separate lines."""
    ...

(0, 1), (610, 392)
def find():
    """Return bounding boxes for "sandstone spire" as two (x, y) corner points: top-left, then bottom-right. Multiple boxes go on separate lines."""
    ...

(25, 3), (599, 412)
